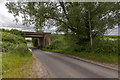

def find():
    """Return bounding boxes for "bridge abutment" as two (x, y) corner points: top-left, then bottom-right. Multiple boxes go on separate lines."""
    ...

(38, 38), (45, 47)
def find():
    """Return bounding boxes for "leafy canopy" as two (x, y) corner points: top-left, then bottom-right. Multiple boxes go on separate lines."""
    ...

(6, 2), (119, 44)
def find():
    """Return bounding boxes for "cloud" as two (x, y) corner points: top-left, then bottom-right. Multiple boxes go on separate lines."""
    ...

(0, 2), (118, 35)
(0, 2), (35, 31)
(108, 27), (119, 36)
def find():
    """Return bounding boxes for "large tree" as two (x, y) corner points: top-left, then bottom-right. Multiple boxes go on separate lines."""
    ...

(6, 2), (119, 46)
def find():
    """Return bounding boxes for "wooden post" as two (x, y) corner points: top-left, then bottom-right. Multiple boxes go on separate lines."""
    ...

(2, 48), (6, 57)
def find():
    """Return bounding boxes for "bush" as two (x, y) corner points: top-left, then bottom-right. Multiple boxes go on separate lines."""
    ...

(1, 29), (25, 36)
(13, 43), (32, 56)
(2, 42), (16, 52)
(2, 29), (33, 78)
(44, 34), (118, 55)
(32, 38), (38, 47)
(93, 39), (118, 54)
(2, 32), (26, 44)
(26, 40), (32, 42)
(45, 39), (63, 49)
(2, 29), (31, 56)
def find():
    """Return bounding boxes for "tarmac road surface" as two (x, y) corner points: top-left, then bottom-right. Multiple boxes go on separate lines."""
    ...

(28, 44), (118, 78)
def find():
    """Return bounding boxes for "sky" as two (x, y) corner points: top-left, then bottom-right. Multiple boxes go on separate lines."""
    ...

(0, 2), (119, 35)
(0, 2), (36, 31)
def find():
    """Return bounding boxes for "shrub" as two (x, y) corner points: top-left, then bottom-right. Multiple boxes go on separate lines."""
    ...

(13, 43), (32, 56)
(2, 32), (26, 44)
(93, 39), (118, 54)
(44, 34), (118, 55)
(2, 42), (16, 52)
(46, 39), (63, 49)
(2, 29), (31, 56)
(1, 29), (25, 36)
(32, 38), (38, 47)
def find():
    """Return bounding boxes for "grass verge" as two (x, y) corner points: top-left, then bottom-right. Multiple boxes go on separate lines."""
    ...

(1, 29), (37, 78)
(2, 52), (36, 78)
(42, 49), (118, 64)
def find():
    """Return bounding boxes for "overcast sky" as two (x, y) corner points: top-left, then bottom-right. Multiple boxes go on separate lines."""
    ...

(0, 2), (36, 31)
(0, 2), (118, 35)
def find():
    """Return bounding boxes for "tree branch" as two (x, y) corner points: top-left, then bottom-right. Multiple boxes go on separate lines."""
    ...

(44, 15), (76, 32)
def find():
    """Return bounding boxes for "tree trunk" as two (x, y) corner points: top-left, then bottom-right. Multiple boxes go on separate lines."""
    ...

(88, 10), (93, 47)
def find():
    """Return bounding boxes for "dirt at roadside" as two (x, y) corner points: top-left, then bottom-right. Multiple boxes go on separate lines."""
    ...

(32, 55), (50, 78)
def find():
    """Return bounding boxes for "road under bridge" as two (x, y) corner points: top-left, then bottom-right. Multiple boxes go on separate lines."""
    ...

(24, 32), (51, 47)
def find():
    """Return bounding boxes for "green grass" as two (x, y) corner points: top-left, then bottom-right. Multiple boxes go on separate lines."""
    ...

(43, 48), (118, 64)
(2, 29), (36, 78)
(0, 54), (2, 79)
(2, 52), (35, 78)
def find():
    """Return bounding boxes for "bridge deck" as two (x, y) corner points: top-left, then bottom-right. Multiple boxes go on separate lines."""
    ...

(24, 32), (50, 38)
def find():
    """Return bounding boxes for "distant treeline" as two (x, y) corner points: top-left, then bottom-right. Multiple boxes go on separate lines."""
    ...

(104, 35), (119, 39)
(1, 29), (25, 36)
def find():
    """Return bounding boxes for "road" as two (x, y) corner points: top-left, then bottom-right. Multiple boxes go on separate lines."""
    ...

(28, 44), (118, 78)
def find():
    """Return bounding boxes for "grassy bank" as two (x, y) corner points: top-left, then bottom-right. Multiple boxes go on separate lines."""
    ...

(2, 29), (35, 78)
(2, 53), (34, 78)
(42, 48), (118, 64)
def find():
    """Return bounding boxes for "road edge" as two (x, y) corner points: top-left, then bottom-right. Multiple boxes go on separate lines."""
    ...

(41, 49), (118, 71)
(32, 54), (51, 78)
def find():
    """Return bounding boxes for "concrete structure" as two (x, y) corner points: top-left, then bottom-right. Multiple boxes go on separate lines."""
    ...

(24, 32), (51, 47)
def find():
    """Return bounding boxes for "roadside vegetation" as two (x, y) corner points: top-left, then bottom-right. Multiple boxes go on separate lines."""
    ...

(6, 2), (119, 64)
(26, 39), (33, 45)
(1, 29), (35, 78)
(32, 34), (118, 64)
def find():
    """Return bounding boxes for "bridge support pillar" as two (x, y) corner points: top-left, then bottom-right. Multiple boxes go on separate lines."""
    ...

(38, 38), (45, 47)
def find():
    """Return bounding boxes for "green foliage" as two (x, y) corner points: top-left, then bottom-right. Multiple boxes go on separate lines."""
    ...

(45, 39), (63, 49)
(44, 34), (66, 49)
(1, 29), (25, 36)
(14, 43), (32, 56)
(26, 39), (32, 42)
(1, 29), (31, 56)
(5, 2), (119, 45)
(2, 29), (33, 78)
(64, 52), (118, 63)
(5, 2), (119, 64)
(32, 38), (44, 48)
(43, 48), (118, 63)
(93, 38), (118, 54)
(104, 35), (119, 39)
(2, 29), (31, 55)
(2, 53), (33, 78)
(2, 42), (31, 56)
(44, 34), (118, 55)
(32, 38), (38, 47)
(36, 29), (44, 32)
(2, 42), (15, 52)
(2, 32), (26, 44)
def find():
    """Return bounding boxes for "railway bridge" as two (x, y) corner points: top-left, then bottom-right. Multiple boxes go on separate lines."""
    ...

(24, 32), (51, 47)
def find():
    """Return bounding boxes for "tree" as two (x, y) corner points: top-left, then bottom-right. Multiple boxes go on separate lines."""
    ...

(6, 2), (119, 47)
